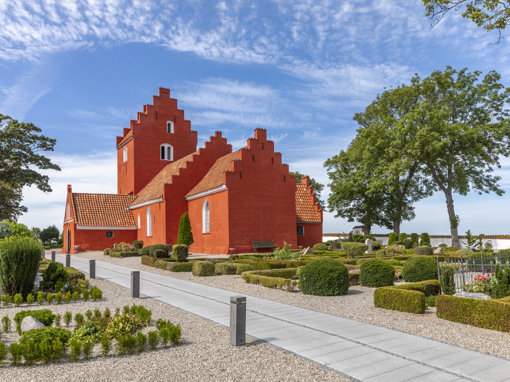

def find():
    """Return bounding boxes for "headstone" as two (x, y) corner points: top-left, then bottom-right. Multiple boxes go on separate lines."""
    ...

(230, 296), (246, 346)
(434, 247), (443, 255)
(365, 239), (373, 253)
(454, 291), (491, 300)
(21, 316), (45, 332)
(302, 247), (314, 255)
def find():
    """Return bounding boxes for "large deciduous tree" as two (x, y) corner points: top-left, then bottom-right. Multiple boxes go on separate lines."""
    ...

(0, 115), (60, 221)
(405, 67), (510, 247)
(423, 0), (510, 40)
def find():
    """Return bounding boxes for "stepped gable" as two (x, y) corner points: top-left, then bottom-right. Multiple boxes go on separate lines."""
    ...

(186, 128), (282, 198)
(116, 87), (196, 148)
(72, 193), (138, 227)
(134, 131), (232, 204)
(296, 176), (322, 223)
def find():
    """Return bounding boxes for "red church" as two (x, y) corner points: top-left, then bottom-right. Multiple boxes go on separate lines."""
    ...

(63, 88), (322, 254)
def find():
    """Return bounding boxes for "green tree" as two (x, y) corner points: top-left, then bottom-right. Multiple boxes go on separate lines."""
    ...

(403, 67), (510, 247)
(0, 115), (60, 221)
(177, 212), (193, 246)
(40, 225), (60, 244)
(423, 0), (510, 39)
(289, 171), (325, 208)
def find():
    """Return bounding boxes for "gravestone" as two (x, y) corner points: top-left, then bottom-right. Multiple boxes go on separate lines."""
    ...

(365, 239), (373, 253)
(302, 247), (314, 255)
(434, 247), (443, 255)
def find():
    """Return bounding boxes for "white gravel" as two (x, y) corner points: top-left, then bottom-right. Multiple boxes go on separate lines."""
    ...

(74, 251), (510, 361)
(0, 260), (348, 381)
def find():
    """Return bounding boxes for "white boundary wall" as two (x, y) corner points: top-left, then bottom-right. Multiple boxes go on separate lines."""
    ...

(323, 234), (510, 250)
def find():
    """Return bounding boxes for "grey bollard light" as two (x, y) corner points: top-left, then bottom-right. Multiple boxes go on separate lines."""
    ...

(51, 251), (56, 262)
(230, 296), (246, 346)
(89, 260), (96, 279)
(131, 271), (140, 298)
(65, 254), (71, 267)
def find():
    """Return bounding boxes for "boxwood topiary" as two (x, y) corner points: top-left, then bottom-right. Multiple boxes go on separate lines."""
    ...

(340, 242), (368, 258)
(140, 244), (170, 257)
(172, 244), (189, 262)
(374, 287), (425, 314)
(215, 262), (237, 275)
(402, 256), (438, 282)
(153, 249), (168, 259)
(414, 246), (433, 255)
(359, 258), (395, 287)
(299, 258), (349, 296)
(235, 263), (255, 275)
(388, 232), (398, 245)
(403, 239), (413, 249)
(192, 261), (215, 277)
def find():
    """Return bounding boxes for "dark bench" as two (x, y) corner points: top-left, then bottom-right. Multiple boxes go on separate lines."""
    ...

(252, 241), (276, 252)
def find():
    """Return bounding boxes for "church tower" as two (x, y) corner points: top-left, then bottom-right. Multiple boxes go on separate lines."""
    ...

(116, 88), (198, 195)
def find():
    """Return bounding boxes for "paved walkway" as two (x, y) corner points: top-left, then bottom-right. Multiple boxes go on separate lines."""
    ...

(50, 253), (510, 382)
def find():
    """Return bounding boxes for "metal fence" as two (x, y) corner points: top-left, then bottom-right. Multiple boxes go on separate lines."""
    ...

(437, 253), (510, 291)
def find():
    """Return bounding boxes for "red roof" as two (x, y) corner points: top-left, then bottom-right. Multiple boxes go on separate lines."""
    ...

(71, 193), (137, 227)
(296, 183), (321, 223)
(133, 152), (197, 205)
(186, 150), (240, 198)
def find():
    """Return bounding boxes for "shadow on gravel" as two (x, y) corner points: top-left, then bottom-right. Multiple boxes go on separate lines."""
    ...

(347, 289), (364, 295)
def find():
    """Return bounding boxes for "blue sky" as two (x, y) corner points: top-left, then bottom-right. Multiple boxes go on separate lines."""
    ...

(1, 0), (509, 236)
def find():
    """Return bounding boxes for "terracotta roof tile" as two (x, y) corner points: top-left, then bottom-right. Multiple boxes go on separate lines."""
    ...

(296, 184), (321, 223)
(133, 152), (197, 205)
(72, 193), (138, 227)
(186, 150), (240, 198)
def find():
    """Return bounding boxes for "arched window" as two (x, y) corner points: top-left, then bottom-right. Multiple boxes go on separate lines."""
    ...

(202, 199), (210, 233)
(147, 207), (152, 237)
(137, 214), (141, 229)
(160, 144), (173, 161)
(166, 121), (174, 133)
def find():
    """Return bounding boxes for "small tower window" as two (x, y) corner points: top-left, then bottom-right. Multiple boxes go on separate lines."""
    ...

(123, 147), (128, 162)
(297, 225), (304, 236)
(160, 144), (173, 161)
(166, 121), (174, 133)
(147, 207), (152, 237)
(202, 199), (210, 233)
(137, 214), (141, 229)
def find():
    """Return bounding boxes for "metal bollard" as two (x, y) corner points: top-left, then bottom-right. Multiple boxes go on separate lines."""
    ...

(89, 260), (96, 279)
(131, 271), (140, 298)
(51, 251), (56, 262)
(65, 254), (70, 267)
(230, 296), (246, 346)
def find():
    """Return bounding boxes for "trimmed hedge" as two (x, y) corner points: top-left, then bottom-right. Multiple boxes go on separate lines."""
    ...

(299, 258), (349, 296)
(236, 263), (255, 275)
(436, 295), (510, 332)
(374, 287), (425, 314)
(153, 249), (168, 259)
(393, 280), (441, 297)
(414, 246), (433, 255)
(169, 262), (193, 272)
(402, 256), (437, 282)
(109, 250), (141, 258)
(140, 244), (170, 257)
(242, 268), (297, 291)
(141, 255), (193, 272)
(313, 243), (328, 251)
(359, 258), (395, 287)
(340, 242), (368, 258)
(233, 258), (308, 270)
(172, 244), (189, 262)
(215, 262), (237, 275)
(132, 240), (143, 249)
(192, 262), (215, 277)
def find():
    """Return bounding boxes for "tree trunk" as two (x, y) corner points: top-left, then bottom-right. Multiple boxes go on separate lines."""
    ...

(392, 220), (400, 235)
(445, 191), (460, 248)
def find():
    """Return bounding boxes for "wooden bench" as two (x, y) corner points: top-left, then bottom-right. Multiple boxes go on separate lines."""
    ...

(252, 241), (276, 252)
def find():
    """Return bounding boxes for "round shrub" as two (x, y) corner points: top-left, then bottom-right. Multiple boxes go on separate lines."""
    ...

(402, 256), (438, 282)
(340, 242), (368, 258)
(312, 243), (328, 252)
(235, 264), (254, 275)
(299, 258), (349, 296)
(403, 239), (413, 249)
(414, 246), (433, 255)
(360, 259), (395, 287)
(42, 262), (70, 291)
(192, 261), (215, 277)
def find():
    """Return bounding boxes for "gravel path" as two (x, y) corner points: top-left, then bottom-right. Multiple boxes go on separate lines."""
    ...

(74, 251), (510, 361)
(1, 276), (347, 381)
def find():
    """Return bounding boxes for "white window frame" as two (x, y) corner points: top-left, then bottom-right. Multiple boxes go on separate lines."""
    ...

(160, 144), (173, 161)
(147, 207), (152, 237)
(137, 214), (141, 229)
(123, 146), (128, 162)
(166, 121), (174, 133)
(202, 199), (210, 233)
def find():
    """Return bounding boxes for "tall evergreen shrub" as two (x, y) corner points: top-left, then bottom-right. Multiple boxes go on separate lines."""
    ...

(420, 233), (431, 246)
(410, 233), (419, 246)
(388, 232), (398, 245)
(398, 233), (407, 242)
(0, 237), (42, 296)
(440, 267), (456, 295)
(177, 212), (193, 246)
